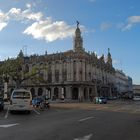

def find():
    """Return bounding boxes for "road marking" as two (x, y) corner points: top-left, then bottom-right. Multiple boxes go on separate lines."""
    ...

(74, 133), (93, 140)
(4, 107), (9, 119)
(78, 117), (94, 122)
(33, 108), (40, 115)
(0, 123), (19, 128)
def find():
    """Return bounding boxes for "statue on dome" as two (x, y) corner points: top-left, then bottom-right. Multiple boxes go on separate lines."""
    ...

(76, 20), (79, 28)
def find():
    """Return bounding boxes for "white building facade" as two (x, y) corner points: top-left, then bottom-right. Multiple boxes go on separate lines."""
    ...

(2, 24), (119, 101)
(115, 70), (133, 98)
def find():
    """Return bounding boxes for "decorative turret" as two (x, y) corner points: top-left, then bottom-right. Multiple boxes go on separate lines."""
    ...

(73, 21), (84, 52)
(18, 50), (24, 58)
(107, 48), (112, 66)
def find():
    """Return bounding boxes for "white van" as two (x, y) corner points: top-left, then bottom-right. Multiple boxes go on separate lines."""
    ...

(9, 89), (32, 113)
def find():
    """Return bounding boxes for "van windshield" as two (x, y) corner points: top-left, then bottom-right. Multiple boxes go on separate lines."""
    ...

(13, 91), (31, 99)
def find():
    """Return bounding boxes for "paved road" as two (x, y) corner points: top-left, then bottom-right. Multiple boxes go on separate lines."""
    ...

(51, 99), (140, 114)
(0, 103), (140, 140)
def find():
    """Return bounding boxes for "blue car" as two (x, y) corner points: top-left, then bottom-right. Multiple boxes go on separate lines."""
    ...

(32, 97), (44, 107)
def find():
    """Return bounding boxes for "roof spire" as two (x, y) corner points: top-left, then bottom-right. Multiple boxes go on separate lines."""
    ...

(73, 21), (84, 52)
(107, 48), (112, 66)
(108, 48), (110, 54)
(76, 20), (79, 28)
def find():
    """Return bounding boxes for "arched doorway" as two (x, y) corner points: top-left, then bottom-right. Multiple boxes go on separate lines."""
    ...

(54, 87), (59, 99)
(30, 88), (35, 98)
(38, 88), (43, 96)
(63, 87), (66, 98)
(72, 87), (78, 100)
(89, 88), (93, 102)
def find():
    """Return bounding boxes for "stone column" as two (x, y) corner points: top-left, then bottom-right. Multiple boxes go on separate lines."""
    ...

(66, 86), (71, 99)
(51, 87), (54, 99)
(52, 62), (55, 83)
(70, 60), (73, 81)
(76, 61), (79, 81)
(78, 86), (84, 102)
(95, 83), (98, 96)
(67, 61), (70, 81)
(59, 87), (62, 99)
(82, 60), (85, 81)
(34, 87), (38, 96)
(59, 62), (62, 82)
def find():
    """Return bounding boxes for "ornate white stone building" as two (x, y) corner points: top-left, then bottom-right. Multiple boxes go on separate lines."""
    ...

(5, 23), (117, 101)
(115, 69), (133, 98)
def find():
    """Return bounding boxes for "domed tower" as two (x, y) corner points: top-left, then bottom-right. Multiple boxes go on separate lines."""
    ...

(107, 48), (112, 66)
(73, 21), (84, 52)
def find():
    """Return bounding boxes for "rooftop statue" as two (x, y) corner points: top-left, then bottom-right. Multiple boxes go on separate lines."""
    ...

(76, 20), (79, 27)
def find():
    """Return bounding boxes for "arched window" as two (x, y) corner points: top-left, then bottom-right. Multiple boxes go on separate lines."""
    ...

(55, 70), (59, 82)
(38, 88), (43, 96)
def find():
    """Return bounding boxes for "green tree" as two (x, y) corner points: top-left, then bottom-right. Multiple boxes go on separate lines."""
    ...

(0, 53), (47, 88)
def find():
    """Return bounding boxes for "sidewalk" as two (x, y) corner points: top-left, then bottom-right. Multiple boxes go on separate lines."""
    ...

(50, 100), (140, 114)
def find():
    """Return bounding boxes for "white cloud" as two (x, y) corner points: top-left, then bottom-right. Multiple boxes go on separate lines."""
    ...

(0, 11), (9, 22)
(26, 3), (32, 8)
(113, 59), (120, 65)
(100, 22), (112, 31)
(0, 6), (44, 31)
(122, 16), (140, 31)
(23, 19), (75, 42)
(0, 5), (80, 42)
(0, 22), (7, 31)
(0, 11), (8, 30)
(7, 7), (43, 21)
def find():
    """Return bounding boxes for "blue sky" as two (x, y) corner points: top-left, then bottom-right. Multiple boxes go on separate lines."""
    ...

(0, 0), (140, 84)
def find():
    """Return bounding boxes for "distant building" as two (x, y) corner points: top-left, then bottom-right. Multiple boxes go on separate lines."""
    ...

(1, 23), (132, 101)
(133, 85), (140, 95)
(115, 70), (133, 98)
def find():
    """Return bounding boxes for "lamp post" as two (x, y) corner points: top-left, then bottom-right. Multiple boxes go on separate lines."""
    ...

(3, 74), (9, 100)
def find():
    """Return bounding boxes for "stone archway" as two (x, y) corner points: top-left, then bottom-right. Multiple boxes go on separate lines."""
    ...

(30, 88), (35, 98)
(54, 87), (59, 99)
(63, 87), (66, 98)
(89, 88), (93, 102)
(38, 88), (43, 96)
(72, 87), (79, 100)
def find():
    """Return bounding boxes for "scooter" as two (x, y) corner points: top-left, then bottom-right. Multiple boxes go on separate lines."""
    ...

(40, 100), (50, 109)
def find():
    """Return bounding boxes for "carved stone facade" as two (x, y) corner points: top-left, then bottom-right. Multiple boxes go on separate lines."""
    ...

(7, 24), (116, 101)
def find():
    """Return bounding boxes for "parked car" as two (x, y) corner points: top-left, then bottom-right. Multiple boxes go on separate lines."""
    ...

(32, 97), (44, 107)
(9, 89), (32, 113)
(0, 98), (4, 110)
(94, 97), (107, 104)
(133, 93), (140, 101)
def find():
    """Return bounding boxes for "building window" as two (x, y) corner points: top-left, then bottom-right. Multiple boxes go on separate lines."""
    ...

(79, 70), (82, 81)
(62, 69), (67, 81)
(48, 71), (52, 83)
(55, 70), (59, 82)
